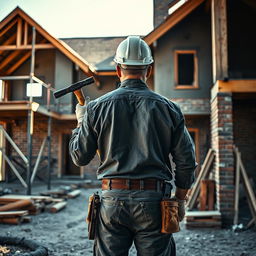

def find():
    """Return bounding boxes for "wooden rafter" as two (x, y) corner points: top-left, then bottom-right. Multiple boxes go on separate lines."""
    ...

(0, 34), (16, 54)
(0, 18), (17, 38)
(6, 51), (31, 75)
(0, 44), (55, 50)
(0, 50), (22, 70)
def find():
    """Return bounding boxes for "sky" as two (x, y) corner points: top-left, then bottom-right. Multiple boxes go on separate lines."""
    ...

(0, 0), (154, 38)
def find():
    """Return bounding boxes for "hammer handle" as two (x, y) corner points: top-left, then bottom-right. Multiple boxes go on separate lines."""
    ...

(74, 89), (85, 106)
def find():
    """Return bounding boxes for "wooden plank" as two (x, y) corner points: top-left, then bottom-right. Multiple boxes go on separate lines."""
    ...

(0, 34), (16, 54)
(239, 154), (256, 218)
(6, 51), (31, 75)
(50, 201), (67, 213)
(67, 190), (81, 199)
(0, 210), (28, 217)
(211, 0), (228, 81)
(187, 149), (215, 209)
(185, 210), (221, 217)
(0, 194), (52, 201)
(0, 50), (22, 70)
(207, 180), (215, 211)
(200, 180), (207, 211)
(23, 21), (28, 45)
(0, 199), (33, 211)
(218, 80), (256, 93)
(16, 18), (22, 47)
(0, 18), (18, 37)
(0, 44), (55, 50)
(0, 217), (21, 225)
(234, 147), (241, 225)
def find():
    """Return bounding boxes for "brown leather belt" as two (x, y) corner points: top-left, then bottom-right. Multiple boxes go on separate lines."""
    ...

(102, 178), (163, 191)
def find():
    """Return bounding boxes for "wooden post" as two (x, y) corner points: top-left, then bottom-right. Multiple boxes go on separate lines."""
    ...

(234, 148), (241, 225)
(16, 18), (22, 47)
(200, 180), (207, 211)
(211, 0), (228, 82)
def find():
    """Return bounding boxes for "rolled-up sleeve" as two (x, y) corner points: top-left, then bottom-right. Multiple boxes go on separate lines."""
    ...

(170, 116), (197, 189)
(69, 106), (97, 166)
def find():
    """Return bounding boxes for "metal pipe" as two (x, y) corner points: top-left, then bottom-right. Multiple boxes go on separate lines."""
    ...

(0, 125), (28, 165)
(26, 26), (36, 195)
(0, 148), (28, 188)
(47, 116), (52, 190)
(32, 76), (55, 92)
(30, 137), (47, 183)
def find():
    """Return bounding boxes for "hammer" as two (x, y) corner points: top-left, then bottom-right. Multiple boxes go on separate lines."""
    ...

(53, 77), (95, 105)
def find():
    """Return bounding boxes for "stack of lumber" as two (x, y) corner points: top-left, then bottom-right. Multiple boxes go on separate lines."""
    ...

(40, 188), (81, 199)
(185, 211), (222, 229)
(0, 187), (82, 225)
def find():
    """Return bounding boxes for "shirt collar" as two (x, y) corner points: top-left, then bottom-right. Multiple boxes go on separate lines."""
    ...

(119, 79), (148, 89)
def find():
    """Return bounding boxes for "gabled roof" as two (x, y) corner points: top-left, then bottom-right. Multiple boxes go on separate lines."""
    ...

(144, 0), (205, 45)
(0, 7), (95, 76)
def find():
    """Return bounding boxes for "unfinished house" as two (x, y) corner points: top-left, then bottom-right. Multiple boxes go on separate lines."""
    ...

(0, 0), (256, 226)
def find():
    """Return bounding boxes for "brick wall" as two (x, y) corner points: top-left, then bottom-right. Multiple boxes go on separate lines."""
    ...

(172, 98), (210, 115)
(8, 115), (99, 180)
(211, 92), (235, 226)
(233, 97), (256, 183)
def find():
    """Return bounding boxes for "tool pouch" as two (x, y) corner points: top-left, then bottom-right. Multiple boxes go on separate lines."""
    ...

(86, 192), (101, 240)
(160, 199), (180, 233)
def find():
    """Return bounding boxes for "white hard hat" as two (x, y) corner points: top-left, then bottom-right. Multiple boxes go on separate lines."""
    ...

(114, 36), (153, 66)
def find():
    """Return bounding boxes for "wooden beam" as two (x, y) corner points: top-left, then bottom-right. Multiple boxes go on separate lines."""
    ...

(0, 50), (22, 70)
(0, 44), (55, 50)
(6, 51), (31, 75)
(211, 0), (228, 82)
(144, 0), (205, 45)
(0, 18), (18, 37)
(213, 80), (256, 94)
(0, 34), (16, 54)
(23, 21), (28, 45)
(16, 18), (22, 47)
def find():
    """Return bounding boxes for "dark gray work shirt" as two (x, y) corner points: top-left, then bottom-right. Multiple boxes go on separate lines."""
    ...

(69, 79), (197, 189)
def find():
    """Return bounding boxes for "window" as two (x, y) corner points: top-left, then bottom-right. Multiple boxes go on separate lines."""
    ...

(174, 50), (198, 89)
(188, 128), (200, 163)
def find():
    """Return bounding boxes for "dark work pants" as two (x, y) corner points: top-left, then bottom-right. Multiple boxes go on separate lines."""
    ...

(94, 190), (176, 256)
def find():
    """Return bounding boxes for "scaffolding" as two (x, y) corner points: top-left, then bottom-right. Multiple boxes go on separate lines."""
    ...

(0, 27), (56, 194)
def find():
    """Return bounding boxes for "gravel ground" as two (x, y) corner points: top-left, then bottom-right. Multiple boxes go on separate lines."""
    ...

(0, 182), (256, 256)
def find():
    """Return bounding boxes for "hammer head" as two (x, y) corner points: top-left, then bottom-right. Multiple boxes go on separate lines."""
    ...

(53, 77), (95, 99)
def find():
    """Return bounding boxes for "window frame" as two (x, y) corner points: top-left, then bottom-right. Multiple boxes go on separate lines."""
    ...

(188, 127), (200, 164)
(174, 50), (199, 89)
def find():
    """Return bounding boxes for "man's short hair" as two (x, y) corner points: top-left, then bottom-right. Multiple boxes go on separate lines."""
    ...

(119, 64), (148, 75)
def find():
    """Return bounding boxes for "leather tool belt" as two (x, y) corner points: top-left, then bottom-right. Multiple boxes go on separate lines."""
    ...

(102, 178), (163, 191)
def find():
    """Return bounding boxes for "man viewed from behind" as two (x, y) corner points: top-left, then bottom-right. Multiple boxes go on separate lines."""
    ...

(69, 36), (197, 256)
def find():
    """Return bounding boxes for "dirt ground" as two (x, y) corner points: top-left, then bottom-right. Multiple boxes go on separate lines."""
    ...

(0, 181), (256, 256)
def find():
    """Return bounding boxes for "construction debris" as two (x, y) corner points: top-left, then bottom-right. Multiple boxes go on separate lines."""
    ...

(0, 187), (81, 225)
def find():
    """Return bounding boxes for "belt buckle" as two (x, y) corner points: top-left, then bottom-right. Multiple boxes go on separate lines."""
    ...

(139, 180), (145, 191)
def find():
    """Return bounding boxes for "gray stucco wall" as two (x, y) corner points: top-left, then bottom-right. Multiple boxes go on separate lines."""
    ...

(11, 49), (55, 105)
(154, 4), (212, 99)
(54, 50), (73, 113)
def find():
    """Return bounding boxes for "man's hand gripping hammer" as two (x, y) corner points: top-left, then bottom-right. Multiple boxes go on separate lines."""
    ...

(53, 76), (95, 106)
